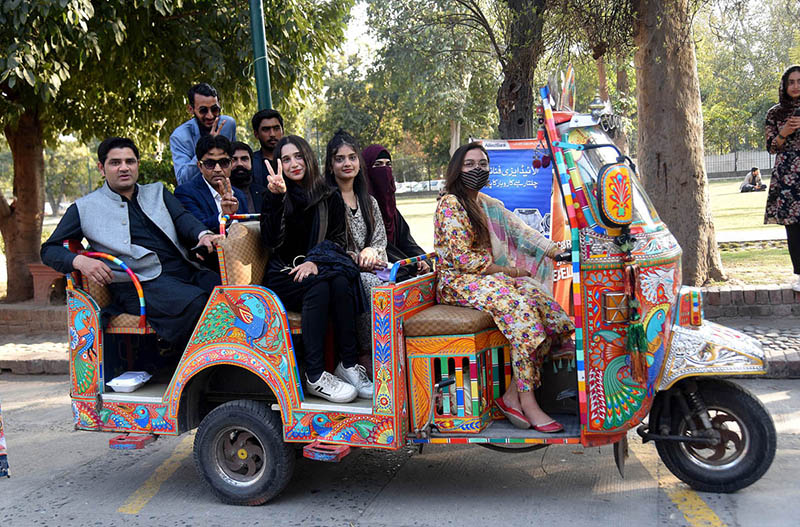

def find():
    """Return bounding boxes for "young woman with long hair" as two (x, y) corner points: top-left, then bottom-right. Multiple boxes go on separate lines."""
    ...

(324, 131), (388, 363)
(434, 142), (574, 432)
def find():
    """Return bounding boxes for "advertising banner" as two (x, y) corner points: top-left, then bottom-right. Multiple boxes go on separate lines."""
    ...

(475, 138), (573, 311)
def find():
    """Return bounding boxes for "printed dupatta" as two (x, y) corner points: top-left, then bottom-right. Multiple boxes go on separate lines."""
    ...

(0, 397), (8, 477)
(480, 193), (557, 293)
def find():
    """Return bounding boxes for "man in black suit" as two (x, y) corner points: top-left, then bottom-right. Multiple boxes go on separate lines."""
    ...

(174, 135), (248, 233)
(230, 142), (267, 214)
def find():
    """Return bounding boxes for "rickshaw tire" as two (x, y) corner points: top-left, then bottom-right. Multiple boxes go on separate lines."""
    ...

(193, 399), (295, 506)
(654, 379), (776, 493)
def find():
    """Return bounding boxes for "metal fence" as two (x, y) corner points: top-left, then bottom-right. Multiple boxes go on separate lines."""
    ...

(704, 150), (774, 178)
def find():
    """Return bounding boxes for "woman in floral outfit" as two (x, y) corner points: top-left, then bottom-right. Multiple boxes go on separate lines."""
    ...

(434, 142), (573, 432)
(765, 65), (800, 291)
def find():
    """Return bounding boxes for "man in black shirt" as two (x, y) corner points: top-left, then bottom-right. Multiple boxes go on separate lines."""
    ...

(251, 109), (284, 188)
(41, 137), (222, 349)
(230, 141), (267, 214)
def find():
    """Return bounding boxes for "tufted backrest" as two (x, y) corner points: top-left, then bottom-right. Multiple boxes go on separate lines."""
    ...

(218, 221), (268, 286)
(86, 279), (113, 308)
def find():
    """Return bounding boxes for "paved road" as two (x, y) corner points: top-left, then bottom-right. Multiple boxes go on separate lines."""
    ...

(0, 375), (797, 526)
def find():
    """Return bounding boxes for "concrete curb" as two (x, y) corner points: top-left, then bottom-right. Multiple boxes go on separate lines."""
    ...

(702, 284), (800, 319)
(0, 354), (68, 375)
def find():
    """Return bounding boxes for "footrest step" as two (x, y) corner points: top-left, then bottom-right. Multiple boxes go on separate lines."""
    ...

(109, 433), (157, 450)
(302, 441), (351, 462)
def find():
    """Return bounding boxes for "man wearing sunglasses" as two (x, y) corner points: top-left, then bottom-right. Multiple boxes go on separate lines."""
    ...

(170, 83), (238, 185)
(174, 135), (247, 233)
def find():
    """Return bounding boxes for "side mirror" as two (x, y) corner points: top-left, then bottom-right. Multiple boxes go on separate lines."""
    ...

(596, 162), (634, 228)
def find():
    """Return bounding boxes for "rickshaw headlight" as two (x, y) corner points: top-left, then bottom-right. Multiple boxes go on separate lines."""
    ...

(676, 286), (703, 327)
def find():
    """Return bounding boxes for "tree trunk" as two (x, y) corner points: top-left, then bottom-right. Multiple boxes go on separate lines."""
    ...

(1, 108), (46, 301)
(496, 0), (546, 139)
(614, 55), (631, 155)
(633, 0), (725, 285)
(449, 120), (461, 157)
(596, 54), (609, 102)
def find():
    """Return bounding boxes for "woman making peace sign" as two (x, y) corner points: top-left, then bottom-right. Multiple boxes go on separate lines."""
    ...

(260, 135), (373, 403)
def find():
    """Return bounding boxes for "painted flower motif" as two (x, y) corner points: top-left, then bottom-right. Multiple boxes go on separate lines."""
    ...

(468, 283), (479, 291)
(503, 314), (514, 325)
(499, 287), (510, 295)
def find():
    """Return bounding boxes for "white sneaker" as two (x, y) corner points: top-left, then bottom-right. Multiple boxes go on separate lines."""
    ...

(334, 363), (374, 399)
(793, 276), (800, 293)
(305, 371), (357, 403)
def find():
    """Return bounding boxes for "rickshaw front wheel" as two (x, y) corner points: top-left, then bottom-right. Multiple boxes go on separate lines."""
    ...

(194, 399), (295, 505)
(653, 379), (776, 493)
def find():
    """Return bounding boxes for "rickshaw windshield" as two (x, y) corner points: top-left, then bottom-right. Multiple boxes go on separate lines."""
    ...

(566, 126), (662, 231)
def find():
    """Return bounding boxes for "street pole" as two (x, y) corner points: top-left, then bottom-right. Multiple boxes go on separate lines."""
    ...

(249, 0), (273, 110)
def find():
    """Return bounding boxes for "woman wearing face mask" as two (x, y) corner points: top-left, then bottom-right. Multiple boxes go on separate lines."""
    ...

(765, 65), (800, 292)
(362, 145), (429, 273)
(260, 135), (373, 403)
(434, 142), (574, 432)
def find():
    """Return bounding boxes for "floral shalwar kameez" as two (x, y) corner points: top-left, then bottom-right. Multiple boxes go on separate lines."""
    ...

(434, 193), (574, 392)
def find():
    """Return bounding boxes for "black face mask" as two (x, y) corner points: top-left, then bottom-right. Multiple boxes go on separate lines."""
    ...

(461, 167), (490, 191)
(230, 166), (253, 188)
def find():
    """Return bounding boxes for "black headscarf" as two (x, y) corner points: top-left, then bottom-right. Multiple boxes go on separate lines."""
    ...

(776, 64), (800, 119)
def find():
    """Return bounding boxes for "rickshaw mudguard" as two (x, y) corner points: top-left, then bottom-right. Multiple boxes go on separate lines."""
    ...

(657, 321), (766, 391)
(165, 285), (303, 428)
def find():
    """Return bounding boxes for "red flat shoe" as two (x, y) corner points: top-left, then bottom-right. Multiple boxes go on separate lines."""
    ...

(495, 398), (531, 429)
(533, 420), (564, 433)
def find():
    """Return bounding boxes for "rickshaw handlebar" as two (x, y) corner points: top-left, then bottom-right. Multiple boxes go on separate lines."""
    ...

(388, 252), (437, 283)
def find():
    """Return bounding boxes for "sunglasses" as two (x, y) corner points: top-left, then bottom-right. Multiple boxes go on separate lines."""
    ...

(200, 158), (231, 170)
(196, 104), (221, 116)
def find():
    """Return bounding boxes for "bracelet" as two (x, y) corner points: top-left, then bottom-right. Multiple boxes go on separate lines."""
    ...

(778, 133), (787, 141)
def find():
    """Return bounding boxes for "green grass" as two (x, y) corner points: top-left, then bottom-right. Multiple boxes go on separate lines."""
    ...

(707, 178), (784, 234)
(716, 245), (792, 285)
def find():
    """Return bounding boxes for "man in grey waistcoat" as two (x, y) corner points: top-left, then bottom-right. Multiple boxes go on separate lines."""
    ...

(41, 137), (222, 350)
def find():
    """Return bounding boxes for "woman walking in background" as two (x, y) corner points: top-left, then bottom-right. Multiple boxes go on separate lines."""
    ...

(765, 65), (800, 291)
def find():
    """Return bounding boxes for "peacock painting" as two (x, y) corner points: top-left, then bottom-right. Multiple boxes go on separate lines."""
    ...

(70, 309), (97, 394)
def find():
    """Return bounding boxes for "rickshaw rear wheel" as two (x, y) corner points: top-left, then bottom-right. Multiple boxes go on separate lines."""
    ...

(194, 399), (294, 505)
(653, 379), (776, 493)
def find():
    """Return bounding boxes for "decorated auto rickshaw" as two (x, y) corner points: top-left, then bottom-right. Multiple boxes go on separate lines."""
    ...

(63, 86), (776, 505)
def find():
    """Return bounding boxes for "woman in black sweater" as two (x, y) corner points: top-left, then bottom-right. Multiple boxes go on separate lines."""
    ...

(260, 135), (373, 403)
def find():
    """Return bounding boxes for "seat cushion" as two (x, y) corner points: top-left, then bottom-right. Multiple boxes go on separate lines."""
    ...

(286, 311), (302, 333)
(105, 313), (154, 334)
(219, 221), (267, 285)
(404, 304), (496, 337)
